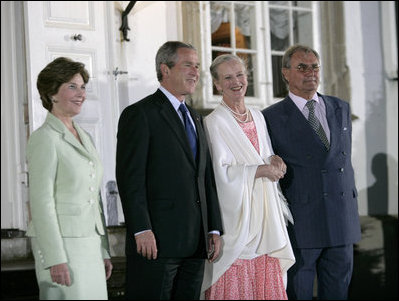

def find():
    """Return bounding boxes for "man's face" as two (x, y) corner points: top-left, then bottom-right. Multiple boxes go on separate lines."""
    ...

(162, 48), (200, 101)
(282, 50), (320, 99)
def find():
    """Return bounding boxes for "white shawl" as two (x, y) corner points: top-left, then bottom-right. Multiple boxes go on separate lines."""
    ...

(201, 104), (295, 293)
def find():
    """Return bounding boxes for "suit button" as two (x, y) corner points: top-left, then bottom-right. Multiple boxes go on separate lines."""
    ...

(89, 187), (95, 192)
(339, 168), (344, 172)
(89, 199), (95, 204)
(89, 161), (94, 166)
(342, 151), (347, 156)
(306, 154), (312, 159)
(321, 169), (327, 174)
(323, 193), (328, 197)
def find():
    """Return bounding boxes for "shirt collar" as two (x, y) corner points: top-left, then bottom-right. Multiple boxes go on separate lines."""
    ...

(289, 91), (320, 111)
(159, 85), (186, 112)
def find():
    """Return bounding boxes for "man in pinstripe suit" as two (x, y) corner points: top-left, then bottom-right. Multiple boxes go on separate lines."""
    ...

(262, 45), (361, 300)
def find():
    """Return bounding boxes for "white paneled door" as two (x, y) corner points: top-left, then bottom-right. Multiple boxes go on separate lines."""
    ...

(24, 1), (119, 224)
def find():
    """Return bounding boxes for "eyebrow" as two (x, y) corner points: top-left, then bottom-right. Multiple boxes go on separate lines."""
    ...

(183, 61), (200, 66)
(67, 81), (85, 86)
(297, 63), (319, 66)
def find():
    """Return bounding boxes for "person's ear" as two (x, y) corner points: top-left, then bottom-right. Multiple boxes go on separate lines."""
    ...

(161, 64), (169, 76)
(214, 81), (223, 94)
(282, 68), (289, 83)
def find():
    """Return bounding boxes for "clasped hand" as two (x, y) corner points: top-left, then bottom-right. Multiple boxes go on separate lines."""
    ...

(256, 155), (287, 181)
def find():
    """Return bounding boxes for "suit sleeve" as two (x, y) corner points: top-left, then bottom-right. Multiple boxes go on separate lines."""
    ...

(201, 116), (224, 235)
(27, 131), (68, 268)
(116, 105), (152, 237)
(205, 144), (224, 235)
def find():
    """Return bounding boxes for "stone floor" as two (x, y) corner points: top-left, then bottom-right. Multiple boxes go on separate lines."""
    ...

(1, 215), (397, 300)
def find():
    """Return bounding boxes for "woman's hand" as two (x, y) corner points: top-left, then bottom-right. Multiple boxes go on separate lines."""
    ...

(104, 258), (113, 280)
(270, 155), (287, 174)
(50, 263), (71, 286)
(256, 164), (285, 181)
(255, 155), (287, 181)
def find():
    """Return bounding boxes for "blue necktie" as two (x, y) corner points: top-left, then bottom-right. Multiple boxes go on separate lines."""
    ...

(179, 103), (197, 159)
(306, 100), (330, 150)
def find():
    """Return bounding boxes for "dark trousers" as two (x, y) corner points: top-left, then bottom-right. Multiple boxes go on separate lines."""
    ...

(287, 244), (354, 300)
(125, 254), (205, 300)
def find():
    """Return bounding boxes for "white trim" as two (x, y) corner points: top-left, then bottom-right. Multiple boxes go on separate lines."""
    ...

(381, 1), (398, 80)
(1, 2), (28, 230)
(381, 1), (398, 215)
(343, 1), (368, 215)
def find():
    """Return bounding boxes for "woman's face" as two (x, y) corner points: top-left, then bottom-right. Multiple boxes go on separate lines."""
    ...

(51, 73), (86, 118)
(214, 60), (248, 103)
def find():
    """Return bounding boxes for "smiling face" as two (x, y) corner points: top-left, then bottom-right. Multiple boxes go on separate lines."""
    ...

(214, 59), (248, 104)
(51, 73), (86, 119)
(160, 47), (200, 101)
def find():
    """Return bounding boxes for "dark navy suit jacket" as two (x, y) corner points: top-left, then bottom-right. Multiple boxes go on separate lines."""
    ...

(262, 94), (361, 249)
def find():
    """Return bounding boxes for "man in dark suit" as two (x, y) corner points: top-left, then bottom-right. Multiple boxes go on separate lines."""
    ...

(116, 41), (223, 300)
(262, 45), (361, 300)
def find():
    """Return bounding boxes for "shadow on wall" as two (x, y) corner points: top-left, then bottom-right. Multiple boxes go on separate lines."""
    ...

(350, 153), (398, 300)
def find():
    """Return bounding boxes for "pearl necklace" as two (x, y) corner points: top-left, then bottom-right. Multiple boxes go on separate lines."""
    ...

(221, 99), (250, 123)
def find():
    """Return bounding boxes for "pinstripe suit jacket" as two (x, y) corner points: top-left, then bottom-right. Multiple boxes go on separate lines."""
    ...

(262, 94), (361, 248)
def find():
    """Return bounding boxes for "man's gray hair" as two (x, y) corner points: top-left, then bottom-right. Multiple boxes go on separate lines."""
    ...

(155, 41), (196, 81)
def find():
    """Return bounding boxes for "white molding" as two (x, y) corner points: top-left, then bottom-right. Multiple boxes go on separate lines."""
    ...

(380, 1), (398, 80)
(44, 1), (95, 30)
(343, 1), (368, 215)
(1, 2), (27, 230)
(381, 1), (398, 214)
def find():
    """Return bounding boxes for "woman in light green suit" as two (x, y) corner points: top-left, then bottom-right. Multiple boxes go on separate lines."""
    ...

(26, 57), (112, 300)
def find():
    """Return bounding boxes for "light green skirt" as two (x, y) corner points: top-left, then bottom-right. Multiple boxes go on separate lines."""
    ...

(31, 235), (108, 300)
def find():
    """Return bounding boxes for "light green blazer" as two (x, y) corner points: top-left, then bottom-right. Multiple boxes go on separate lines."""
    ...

(26, 113), (110, 269)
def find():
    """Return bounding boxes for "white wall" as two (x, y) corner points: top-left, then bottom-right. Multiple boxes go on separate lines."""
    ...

(344, 1), (398, 215)
(1, 1), (29, 230)
(114, 1), (182, 113)
(344, 1), (368, 215)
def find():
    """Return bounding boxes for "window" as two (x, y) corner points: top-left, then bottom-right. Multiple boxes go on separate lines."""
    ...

(183, 1), (319, 109)
(210, 2), (257, 97)
(268, 1), (315, 98)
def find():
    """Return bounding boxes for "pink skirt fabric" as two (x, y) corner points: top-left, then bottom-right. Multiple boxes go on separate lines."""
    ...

(205, 254), (287, 300)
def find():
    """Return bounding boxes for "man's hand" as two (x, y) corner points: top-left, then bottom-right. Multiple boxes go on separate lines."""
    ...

(50, 263), (71, 286)
(207, 233), (221, 263)
(135, 230), (158, 260)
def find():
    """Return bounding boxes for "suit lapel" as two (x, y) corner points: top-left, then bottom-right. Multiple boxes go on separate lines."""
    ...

(190, 107), (205, 169)
(156, 91), (197, 167)
(285, 96), (331, 150)
(45, 113), (93, 159)
(322, 95), (342, 153)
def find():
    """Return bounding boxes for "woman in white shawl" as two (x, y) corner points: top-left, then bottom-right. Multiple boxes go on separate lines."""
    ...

(202, 54), (295, 300)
